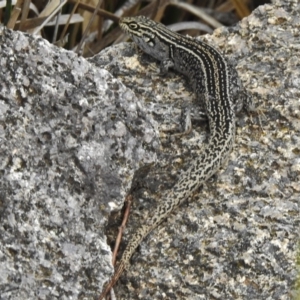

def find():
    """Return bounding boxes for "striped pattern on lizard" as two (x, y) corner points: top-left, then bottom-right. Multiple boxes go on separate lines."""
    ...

(99, 16), (253, 299)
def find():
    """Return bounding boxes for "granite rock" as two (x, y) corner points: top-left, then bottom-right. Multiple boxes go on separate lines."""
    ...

(0, 25), (159, 299)
(0, 0), (299, 299)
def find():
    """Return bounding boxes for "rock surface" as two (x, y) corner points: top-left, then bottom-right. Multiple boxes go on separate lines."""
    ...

(0, 0), (299, 299)
(95, 0), (300, 299)
(0, 23), (159, 299)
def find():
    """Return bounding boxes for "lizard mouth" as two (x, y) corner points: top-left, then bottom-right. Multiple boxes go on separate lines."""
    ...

(119, 18), (130, 33)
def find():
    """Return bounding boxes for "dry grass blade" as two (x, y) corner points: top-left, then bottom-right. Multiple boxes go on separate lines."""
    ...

(167, 21), (213, 33)
(170, 0), (223, 28)
(150, 0), (160, 20)
(89, 0), (171, 54)
(31, 0), (67, 35)
(0, 0), (39, 30)
(45, 13), (83, 26)
(52, 4), (63, 43)
(76, 0), (104, 55)
(58, 0), (80, 45)
(230, 0), (251, 18)
(67, 0), (119, 22)
(19, 0), (31, 31)
(15, 16), (48, 30)
(152, 0), (170, 22)
(39, 0), (62, 18)
(15, 14), (83, 31)
(6, 0), (23, 29)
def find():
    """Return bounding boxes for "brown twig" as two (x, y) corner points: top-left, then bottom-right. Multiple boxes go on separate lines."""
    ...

(76, 0), (104, 54)
(112, 194), (133, 266)
(58, 0), (80, 44)
(67, 0), (120, 22)
(98, 194), (133, 300)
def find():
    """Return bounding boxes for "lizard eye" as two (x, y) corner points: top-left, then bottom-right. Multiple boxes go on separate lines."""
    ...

(129, 23), (138, 30)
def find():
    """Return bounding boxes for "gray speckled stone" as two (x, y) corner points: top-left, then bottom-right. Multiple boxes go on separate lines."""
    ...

(94, 1), (300, 299)
(0, 26), (159, 299)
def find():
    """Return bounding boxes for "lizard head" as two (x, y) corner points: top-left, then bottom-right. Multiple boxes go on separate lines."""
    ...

(119, 16), (175, 61)
(119, 16), (158, 48)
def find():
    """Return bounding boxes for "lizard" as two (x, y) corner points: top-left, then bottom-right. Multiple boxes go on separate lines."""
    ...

(99, 15), (253, 299)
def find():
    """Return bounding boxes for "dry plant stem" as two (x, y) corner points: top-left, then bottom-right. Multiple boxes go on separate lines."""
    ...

(150, 0), (170, 21)
(112, 195), (133, 266)
(32, 0), (67, 35)
(58, 0), (80, 43)
(150, 0), (160, 20)
(169, 0), (222, 28)
(98, 195), (132, 300)
(15, 16), (49, 31)
(52, 5), (62, 43)
(231, 0), (251, 18)
(19, 0), (31, 30)
(67, 0), (119, 22)
(76, 0), (104, 54)
(7, 0), (23, 29)
(88, 0), (170, 54)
